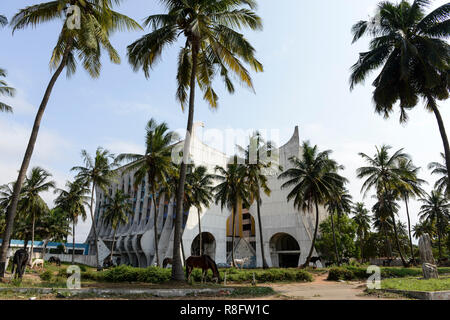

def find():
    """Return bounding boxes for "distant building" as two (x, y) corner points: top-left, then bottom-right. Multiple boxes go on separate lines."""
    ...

(0, 239), (89, 256)
(86, 126), (327, 268)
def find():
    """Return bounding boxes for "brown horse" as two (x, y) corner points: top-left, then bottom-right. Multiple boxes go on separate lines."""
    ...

(162, 257), (173, 268)
(185, 255), (220, 283)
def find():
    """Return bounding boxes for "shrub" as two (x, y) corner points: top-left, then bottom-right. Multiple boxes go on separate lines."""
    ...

(40, 270), (53, 281)
(327, 267), (354, 281)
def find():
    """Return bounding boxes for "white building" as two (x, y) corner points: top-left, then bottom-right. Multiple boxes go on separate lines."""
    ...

(86, 126), (327, 268)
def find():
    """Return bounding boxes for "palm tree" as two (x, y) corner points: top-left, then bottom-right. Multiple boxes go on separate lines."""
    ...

(418, 191), (450, 260)
(394, 158), (426, 261)
(413, 219), (435, 239)
(185, 165), (214, 256)
(101, 190), (131, 264)
(0, 14), (7, 26)
(0, 68), (15, 113)
(127, 0), (263, 281)
(357, 145), (410, 266)
(19, 167), (55, 262)
(214, 161), (249, 267)
(429, 153), (449, 197)
(116, 118), (178, 267)
(325, 187), (352, 265)
(278, 141), (346, 268)
(352, 202), (371, 262)
(350, 0), (450, 190)
(72, 147), (116, 270)
(54, 180), (90, 263)
(237, 132), (279, 269)
(0, 1), (140, 277)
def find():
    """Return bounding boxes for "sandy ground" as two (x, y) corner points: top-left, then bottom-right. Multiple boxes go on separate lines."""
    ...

(250, 273), (402, 300)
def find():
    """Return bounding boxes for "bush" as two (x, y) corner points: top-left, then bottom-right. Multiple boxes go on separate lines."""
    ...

(40, 270), (53, 281)
(327, 267), (355, 281)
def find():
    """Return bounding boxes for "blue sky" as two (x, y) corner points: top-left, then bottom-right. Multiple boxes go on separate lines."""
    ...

(1, 0), (449, 242)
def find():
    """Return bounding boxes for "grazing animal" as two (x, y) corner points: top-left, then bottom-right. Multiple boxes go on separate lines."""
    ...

(162, 257), (173, 268)
(185, 255), (220, 283)
(309, 256), (322, 267)
(11, 249), (29, 279)
(382, 258), (393, 266)
(233, 257), (249, 269)
(31, 258), (44, 269)
(48, 256), (61, 266)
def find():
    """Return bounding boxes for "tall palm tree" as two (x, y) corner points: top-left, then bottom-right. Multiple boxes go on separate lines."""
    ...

(116, 118), (178, 267)
(357, 145), (410, 266)
(54, 180), (90, 263)
(185, 165), (214, 256)
(278, 141), (346, 268)
(413, 219), (435, 239)
(101, 190), (131, 264)
(214, 161), (249, 267)
(352, 202), (371, 262)
(0, 68), (15, 113)
(325, 187), (352, 265)
(19, 167), (55, 262)
(429, 153), (449, 197)
(350, 0), (450, 190)
(418, 190), (450, 260)
(394, 158), (426, 261)
(127, 0), (263, 281)
(72, 147), (116, 270)
(0, 1), (140, 277)
(237, 132), (279, 269)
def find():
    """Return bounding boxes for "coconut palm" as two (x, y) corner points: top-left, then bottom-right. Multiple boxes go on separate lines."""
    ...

(0, 1), (140, 277)
(352, 202), (371, 262)
(372, 195), (396, 259)
(394, 158), (426, 261)
(127, 0), (263, 281)
(418, 191), (450, 260)
(0, 15), (7, 26)
(185, 165), (214, 256)
(101, 190), (131, 264)
(350, 0), (450, 190)
(214, 161), (249, 267)
(326, 187), (352, 265)
(72, 147), (117, 270)
(116, 118), (178, 267)
(0, 68), (15, 113)
(278, 141), (346, 268)
(429, 153), (449, 197)
(54, 180), (90, 263)
(19, 167), (55, 262)
(413, 219), (435, 239)
(357, 145), (410, 266)
(237, 132), (279, 269)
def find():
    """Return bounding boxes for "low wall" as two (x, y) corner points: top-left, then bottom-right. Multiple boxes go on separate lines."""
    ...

(44, 254), (97, 267)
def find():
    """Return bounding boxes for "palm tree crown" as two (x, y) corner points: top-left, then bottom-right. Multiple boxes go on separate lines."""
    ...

(0, 68), (15, 113)
(429, 153), (449, 197)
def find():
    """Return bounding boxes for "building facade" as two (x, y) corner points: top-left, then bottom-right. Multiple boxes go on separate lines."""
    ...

(86, 126), (327, 268)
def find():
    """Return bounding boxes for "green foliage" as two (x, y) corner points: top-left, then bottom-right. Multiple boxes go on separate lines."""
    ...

(327, 267), (355, 281)
(327, 266), (450, 281)
(39, 270), (53, 281)
(382, 277), (450, 292)
(316, 214), (359, 261)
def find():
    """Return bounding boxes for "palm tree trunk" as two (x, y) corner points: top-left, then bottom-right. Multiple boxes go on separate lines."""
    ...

(360, 233), (364, 263)
(198, 211), (203, 256)
(29, 214), (35, 265)
(391, 213), (408, 267)
(302, 199), (320, 268)
(256, 192), (269, 269)
(404, 196), (414, 262)
(72, 222), (76, 264)
(430, 103), (450, 190)
(89, 183), (101, 270)
(231, 201), (237, 267)
(0, 40), (73, 277)
(152, 192), (160, 266)
(172, 42), (199, 281)
(111, 228), (116, 264)
(437, 214), (442, 261)
(329, 210), (340, 266)
(383, 223), (392, 258)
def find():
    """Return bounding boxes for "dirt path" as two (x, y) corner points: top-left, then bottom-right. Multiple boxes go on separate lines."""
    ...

(251, 273), (400, 300)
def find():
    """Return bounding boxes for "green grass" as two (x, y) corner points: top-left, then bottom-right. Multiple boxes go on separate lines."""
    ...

(382, 277), (450, 292)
